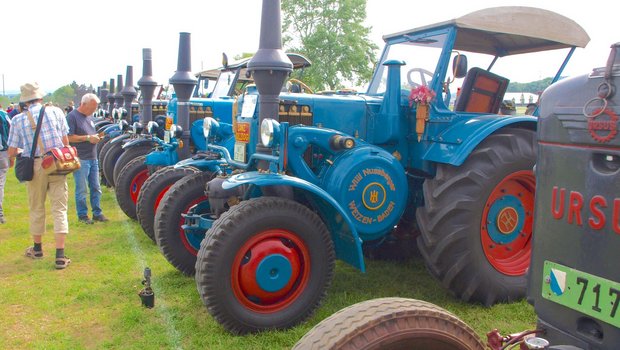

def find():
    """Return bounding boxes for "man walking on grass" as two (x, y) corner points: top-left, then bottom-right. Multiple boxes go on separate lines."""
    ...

(67, 93), (108, 224)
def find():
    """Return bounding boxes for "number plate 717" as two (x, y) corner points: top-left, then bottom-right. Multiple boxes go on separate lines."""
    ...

(543, 261), (620, 327)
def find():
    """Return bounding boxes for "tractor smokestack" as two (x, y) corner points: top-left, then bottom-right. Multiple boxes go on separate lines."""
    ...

(107, 78), (115, 116)
(248, 0), (293, 156)
(138, 48), (157, 125)
(100, 80), (109, 108)
(121, 65), (137, 122)
(115, 74), (124, 109)
(169, 32), (197, 160)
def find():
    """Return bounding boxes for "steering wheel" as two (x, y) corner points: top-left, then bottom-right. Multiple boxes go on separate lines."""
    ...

(288, 78), (314, 94)
(407, 68), (433, 88)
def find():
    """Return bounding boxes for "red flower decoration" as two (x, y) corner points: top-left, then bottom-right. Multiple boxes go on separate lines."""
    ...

(409, 86), (436, 107)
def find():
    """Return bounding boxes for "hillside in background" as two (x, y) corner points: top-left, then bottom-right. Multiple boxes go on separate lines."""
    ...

(507, 77), (554, 94)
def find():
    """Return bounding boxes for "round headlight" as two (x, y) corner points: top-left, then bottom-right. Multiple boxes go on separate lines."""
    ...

(132, 122), (143, 134)
(146, 121), (158, 134)
(119, 120), (129, 131)
(260, 118), (280, 147)
(170, 124), (183, 138)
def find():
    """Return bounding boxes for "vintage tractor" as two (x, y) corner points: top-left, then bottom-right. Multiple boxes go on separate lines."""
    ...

(295, 41), (620, 350)
(187, 2), (589, 333)
(151, 52), (312, 271)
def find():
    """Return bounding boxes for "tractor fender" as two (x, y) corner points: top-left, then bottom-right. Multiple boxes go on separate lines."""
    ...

(100, 123), (119, 134)
(109, 133), (131, 145)
(145, 148), (178, 167)
(121, 137), (154, 149)
(173, 157), (228, 174)
(423, 115), (536, 166)
(222, 172), (366, 272)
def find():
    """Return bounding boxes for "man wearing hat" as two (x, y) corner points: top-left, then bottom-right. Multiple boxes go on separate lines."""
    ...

(6, 82), (72, 269)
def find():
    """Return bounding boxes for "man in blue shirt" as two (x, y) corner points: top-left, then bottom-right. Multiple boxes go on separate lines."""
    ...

(66, 93), (107, 224)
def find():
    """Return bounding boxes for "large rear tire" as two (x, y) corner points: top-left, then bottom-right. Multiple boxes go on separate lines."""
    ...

(154, 171), (214, 275)
(102, 140), (124, 187)
(137, 166), (198, 242)
(112, 144), (153, 185)
(293, 297), (485, 350)
(115, 155), (148, 219)
(195, 197), (335, 334)
(416, 128), (536, 305)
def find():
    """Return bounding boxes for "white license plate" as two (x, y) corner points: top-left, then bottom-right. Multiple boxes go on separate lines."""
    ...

(234, 142), (246, 162)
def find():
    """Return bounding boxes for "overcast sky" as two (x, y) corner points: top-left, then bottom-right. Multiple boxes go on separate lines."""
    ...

(1, 0), (616, 95)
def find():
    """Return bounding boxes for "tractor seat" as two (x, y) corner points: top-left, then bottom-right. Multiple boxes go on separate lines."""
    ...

(454, 67), (509, 114)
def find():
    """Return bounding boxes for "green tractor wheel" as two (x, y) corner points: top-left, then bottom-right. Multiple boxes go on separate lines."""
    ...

(416, 127), (536, 306)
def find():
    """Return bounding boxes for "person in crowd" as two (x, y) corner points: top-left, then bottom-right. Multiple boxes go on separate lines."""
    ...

(6, 82), (72, 269)
(8, 103), (20, 118)
(64, 101), (74, 115)
(66, 93), (107, 224)
(0, 107), (10, 223)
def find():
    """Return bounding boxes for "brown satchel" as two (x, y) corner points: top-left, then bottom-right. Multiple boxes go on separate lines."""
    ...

(41, 146), (81, 175)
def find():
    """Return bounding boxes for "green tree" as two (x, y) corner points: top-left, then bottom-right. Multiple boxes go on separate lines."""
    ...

(50, 85), (75, 107)
(282, 0), (378, 91)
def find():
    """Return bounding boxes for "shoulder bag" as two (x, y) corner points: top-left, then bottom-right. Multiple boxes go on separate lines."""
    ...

(15, 106), (45, 182)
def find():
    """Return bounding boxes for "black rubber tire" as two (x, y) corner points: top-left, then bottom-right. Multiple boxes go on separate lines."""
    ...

(115, 155), (148, 219)
(101, 140), (125, 187)
(293, 297), (485, 350)
(137, 166), (198, 243)
(96, 135), (112, 187)
(416, 128), (536, 306)
(154, 171), (214, 275)
(195, 197), (335, 334)
(113, 144), (153, 186)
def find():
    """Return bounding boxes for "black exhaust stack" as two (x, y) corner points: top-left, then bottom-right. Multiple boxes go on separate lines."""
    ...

(169, 32), (197, 160)
(138, 48), (157, 125)
(100, 81), (109, 108)
(107, 78), (115, 117)
(248, 0), (293, 157)
(121, 65), (137, 123)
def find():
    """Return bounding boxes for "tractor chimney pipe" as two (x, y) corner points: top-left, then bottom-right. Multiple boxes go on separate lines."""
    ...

(107, 78), (115, 116)
(100, 80), (109, 106)
(169, 32), (197, 160)
(138, 48), (158, 124)
(121, 65), (137, 122)
(248, 0), (293, 157)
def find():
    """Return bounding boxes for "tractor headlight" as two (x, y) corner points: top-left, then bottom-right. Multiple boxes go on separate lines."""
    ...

(260, 118), (281, 148)
(146, 121), (158, 134)
(203, 117), (220, 139)
(170, 124), (183, 138)
(119, 120), (129, 131)
(132, 122), (143, 134)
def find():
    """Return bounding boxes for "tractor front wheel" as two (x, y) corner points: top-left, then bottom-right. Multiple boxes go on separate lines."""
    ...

(102, 141), (124, 187)
(416, 127), (536, 305)
(113, 144), (153, 185)
(115, 155), (149, 219)
(154, 171), (214, 275)
(195, 197), (335, 334)
(137, 166), (198, 242)
(293, 297), (485, 350)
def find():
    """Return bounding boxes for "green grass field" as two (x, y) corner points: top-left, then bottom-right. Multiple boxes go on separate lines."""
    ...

(0, 168), (536, 349)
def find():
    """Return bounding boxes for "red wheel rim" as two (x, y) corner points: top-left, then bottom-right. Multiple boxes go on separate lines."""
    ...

(153, 184), (173, 213)
(130, 169), (150, 204)
(179, 195), (207, 255)
(231, 229), (310, 313)
(481, 170), (535, 276)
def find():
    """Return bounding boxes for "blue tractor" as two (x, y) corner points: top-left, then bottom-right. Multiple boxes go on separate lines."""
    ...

(188, 3), (589, 334)
(149, 53), (312, 270)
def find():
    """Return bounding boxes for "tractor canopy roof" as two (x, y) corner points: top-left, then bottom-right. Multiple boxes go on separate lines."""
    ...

(196, 53), (311, 81)
(383, 6), (590, 56)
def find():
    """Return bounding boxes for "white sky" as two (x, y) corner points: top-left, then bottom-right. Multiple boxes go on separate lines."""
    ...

(1, 0), (616, 95)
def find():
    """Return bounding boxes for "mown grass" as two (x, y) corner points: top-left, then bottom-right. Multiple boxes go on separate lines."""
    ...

(0, 168), (536, 349)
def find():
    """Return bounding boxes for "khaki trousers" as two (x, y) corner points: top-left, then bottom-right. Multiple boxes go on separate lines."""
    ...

(26, 158), (69, 235)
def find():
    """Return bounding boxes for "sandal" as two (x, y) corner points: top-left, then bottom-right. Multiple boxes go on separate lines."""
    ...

(25, 246), (43, 259)
(55, 256), (71, 270)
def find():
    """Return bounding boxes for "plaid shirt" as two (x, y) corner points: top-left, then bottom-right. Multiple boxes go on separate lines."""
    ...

(7, 103), (68, 157)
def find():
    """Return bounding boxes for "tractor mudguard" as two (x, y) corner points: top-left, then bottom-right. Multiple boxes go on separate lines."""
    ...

(173, 157), (228, 174)
(109, 133), (131, 145)
(100, 123), (119, 134)
(145, 149), (178, 167)
(423, 115), (536, 166)
(222, 171), (366, 272)
(122, 137), (154, 150)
